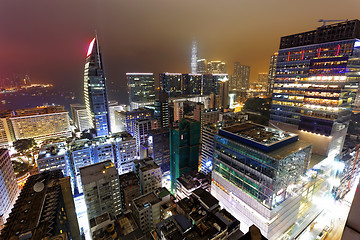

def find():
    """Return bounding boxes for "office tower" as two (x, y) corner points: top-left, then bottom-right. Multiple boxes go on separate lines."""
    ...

(199, 123), (218, 175)
(114, 132), (137, 175)
(93, 139), (115, 164)
(130, 101), (154, 111)
(117, 108), (152, 136)
(176, 171), (209, 200)
(270, 20), (360, 156)
(202, 74), (217, 95)
(173, 101), (184, 123)
(9, 106), (71, 140)
(132, 187), (174, 236)
(267, 52), (278, 96)
(70, 103), (91, 132)
(80, 160), (121, 220)
(0, 111), (14, 148)
(36, 142), (68, 176)
(1, 170), (80, 239)
(148, 128), (170, 176)
(170, 118), (200, 193)
(159, 73), (182, 97)
(134, 119), (153, 156)
(230, 62), (250, 92)
(108, 101), (127, 133)
(84, 37), (110, 137)
(0, 149), (19, 230)
(211, 123), (312, 239)
(154, 91), (169, 128)
(207, 61), (226, 74)
(119, 172), (140, 210)
(197, 58), (207, 74)
(257, 73), (268, 85)
(182, 73), (202, 95)
(134, 158), (162, 195)
(191, 40), (198, 74)
(219, 76), (229, 109)
(127, 73), (155, 103)
(68, 139), (94, 193)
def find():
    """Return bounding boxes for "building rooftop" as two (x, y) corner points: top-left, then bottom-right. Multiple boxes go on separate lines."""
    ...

(177, 171), (209, 191)
(134, 157), (160, 173)
(37, 142), (67, 160)
(80, 160), (117, 185)
(192, 188), (219, 211)
(220, 123), (299, 153)
(12, 105), (67, 117)
(133, 192), (161, 211)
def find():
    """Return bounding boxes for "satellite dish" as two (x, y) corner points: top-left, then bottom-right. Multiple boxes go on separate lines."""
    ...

(33, 182), (44, 192)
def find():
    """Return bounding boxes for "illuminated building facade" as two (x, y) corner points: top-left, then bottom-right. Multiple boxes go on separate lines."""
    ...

(207, 61), (226, 74)
(267, 53), (278, 96)
(0, 149), (19, 230)
(118, 108), (152, 136)
(80, 160), (121, 220)
(36, 142), (68, 176)
(270, 20), (360, 156)
(10, 106), (71, 140)
(202, 74), (228, 96)
(182, 73), (202, 95)
(211, 123), (312, 239)
(127, 73), (155, 103)
(159, 73), (182, 97)
(230, 62), (250, 92)
(197, 58), (207, 74)
(70, 104), (91, 132)
(0, 111), (14, 148)
(191, 40), (198, 74)
(84, 37), (110, 136)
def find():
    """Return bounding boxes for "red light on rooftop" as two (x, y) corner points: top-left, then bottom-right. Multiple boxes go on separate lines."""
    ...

(87, 37), (96, 57)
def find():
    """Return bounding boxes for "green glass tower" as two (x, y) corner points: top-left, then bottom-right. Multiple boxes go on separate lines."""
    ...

(170, 118), (200, 193)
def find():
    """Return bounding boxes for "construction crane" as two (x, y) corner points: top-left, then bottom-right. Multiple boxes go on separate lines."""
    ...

(318, 19), (348, 27)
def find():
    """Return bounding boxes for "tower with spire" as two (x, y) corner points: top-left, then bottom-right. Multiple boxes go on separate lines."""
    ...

(84, 37), (110, 136)
(191, 39), (198, 74)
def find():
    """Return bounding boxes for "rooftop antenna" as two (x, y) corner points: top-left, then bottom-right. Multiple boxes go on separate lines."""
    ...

(318, 19), (348, 27)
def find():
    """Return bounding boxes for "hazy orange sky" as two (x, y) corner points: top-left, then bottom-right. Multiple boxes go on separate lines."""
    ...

(1, 0), (360, 103)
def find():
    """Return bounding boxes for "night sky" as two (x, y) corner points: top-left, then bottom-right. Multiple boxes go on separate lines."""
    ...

(1, 0), (360, 104)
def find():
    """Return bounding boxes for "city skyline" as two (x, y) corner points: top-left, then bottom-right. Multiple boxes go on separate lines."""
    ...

(1, 0), (360, 104)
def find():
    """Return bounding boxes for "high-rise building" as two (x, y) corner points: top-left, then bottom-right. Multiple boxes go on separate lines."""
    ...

(257, 73), (268, 85)
(191, 40), (198, 74)
(36, 142), (68, 176)
(114, 132), (138, 175)
(270, 20), (360, 156)
(9, 106), (71, 140)
(134, 158), (162, 195)
(219, 76), (229, 109)
(0, 149), (19, 230)
(80, 160), (121, 220)
(0, 111), (14, 148)
(134, 119), (153, 156)
(70, 103), (92, 132)
(267, 52), (278, 96)
(117, 108), (152, 136)
(159, 73), (182, 97)
(148, 128), (170, 176)
(154, 91), (169, 128)
(1, 170), (80, 239)
(108, 101), (127, 133)
(182, 73), (202, 95)
(127, 73), (155, 103)
(197, 59), (207, 74)
(211, 123), (312, 239)
(230, 62), (250, 92)
(118, 172), (140, 210)
(170, 118), (200, 193)
(132, 187), (174, 236)
(207, 61), (226, 74)
(84, 37), (110, 137)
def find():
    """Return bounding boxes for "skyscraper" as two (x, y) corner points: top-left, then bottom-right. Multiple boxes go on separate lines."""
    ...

(127, 73), (155, 103)
(230, 62), (250, 92)
(182, 73), (202, 95)
(159, 73), (182, 97)
(270, 20), (360, 156)
(170, 119), (200, 193)
(191, 39), (198, 74)
(0, 149), (19, 230)
(84, 37), (110, 137)
(197, 59), (207, 74)
(267, 52), (278, 96)
(207, 61), (226, 74)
